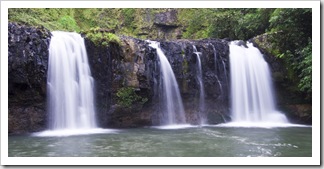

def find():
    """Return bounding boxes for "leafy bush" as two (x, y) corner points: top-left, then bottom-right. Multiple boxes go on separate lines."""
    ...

(116, 87), (148, 108)
(83, 27), (121, 46)
(8, 8), (77, 31)
(297, 40), (312, 95)
(58, 15), (80, 32)
(268, 8), (312, 97)
(121, 9), (136, 27)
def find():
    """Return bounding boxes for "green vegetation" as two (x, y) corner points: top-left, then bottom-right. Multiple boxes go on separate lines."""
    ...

(58, 15), (80, 32)
(82, 27), (121, 46)
(268, 9), (312, 98)
(297, 40), (312, 95)
(121, 9), (136, 28)
(178, 8), (275, 40)
(182, 58), (189, 74)
(116, 87), (148, 108)
(9, 8), (79, 32)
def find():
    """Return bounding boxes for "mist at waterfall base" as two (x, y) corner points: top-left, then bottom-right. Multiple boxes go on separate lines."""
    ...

(33, 32), (116, 137)
(218, 42), (296, 128)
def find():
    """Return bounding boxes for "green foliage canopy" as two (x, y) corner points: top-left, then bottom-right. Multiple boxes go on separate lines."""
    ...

(268, 8), (312, 98)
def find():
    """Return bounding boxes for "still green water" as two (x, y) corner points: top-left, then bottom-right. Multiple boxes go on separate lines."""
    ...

(9, 126), (311, 157)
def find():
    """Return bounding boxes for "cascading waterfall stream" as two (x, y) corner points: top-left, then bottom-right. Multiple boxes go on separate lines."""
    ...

(34, 31), (115, 136)
(221, 58), (228, 87)
(193, 45), (206, 124)
(147, 40), (187, 126)
(48, 31), (97, 130)
(211, 44), (223, 96)
(227, 41), (289, 127)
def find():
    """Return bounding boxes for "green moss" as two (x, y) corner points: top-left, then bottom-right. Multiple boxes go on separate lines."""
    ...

(83, 27), (121, 46)
(116, 87), (147, 108)
(253, 34), (281, 57)
(121, 9), (136, 27)
(8, 8), (181, 39)
(182, 58), (189, 74)
(58, 15), (80, 32)
(9, 8), (80, 32)
(181, 50), (185, 56)
(73, 9), (100, 30)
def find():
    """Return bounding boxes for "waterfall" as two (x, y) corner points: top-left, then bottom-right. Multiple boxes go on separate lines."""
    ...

(193, 45), (206, 124)
(47, 31), (97, 130)
(228, 41), (288, 126)
(32, 31), (121, 136)
(148, 40), (187, 125)
(211, 44), (223, 96)
(221, 57), (228, 88)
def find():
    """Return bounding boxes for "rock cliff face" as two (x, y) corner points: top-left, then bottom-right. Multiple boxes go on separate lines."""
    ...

(153, 9), (183, 40)
(85, 36), (230, 127)
(8, 23), (311, 134)
(8, 22), (51, 133)
(153, 39), (231, 124)
(134, 9), (184, 40)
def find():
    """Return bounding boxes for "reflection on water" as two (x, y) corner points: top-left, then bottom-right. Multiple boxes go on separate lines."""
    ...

(9, 126), (311, 157)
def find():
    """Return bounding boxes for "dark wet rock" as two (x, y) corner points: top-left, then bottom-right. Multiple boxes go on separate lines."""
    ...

(8, 22), (51, 133)
(231, 40), (247, 48)
(84, 36), (154, 128)
(154, 9), (178, 27)
(144, 39), (230, 125)
(152, 9), (183, 40)
(83, 38), (113, 128)
(84, 36), (231, 127)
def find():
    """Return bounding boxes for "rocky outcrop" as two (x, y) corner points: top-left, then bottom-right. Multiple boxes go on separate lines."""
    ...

(153, 9), (182, 40)
(154, 9), (178, 27)
(155, 39), (231, 124)
(83, 38), (113, 128)
(84, 36), (154, 128)
(85, 36), (231, 127)
(134, 9), (183, 40)
(8, 22), (51, 133)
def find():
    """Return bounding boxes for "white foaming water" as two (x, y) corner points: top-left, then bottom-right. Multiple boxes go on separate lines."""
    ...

(33, 128), (118, 137)
(37, 31), (100, 136)
(147, 40), (186, 125)
(216, 122), (310, 129)
(228, 41), (289, 127)
(151, 124), (196, 130)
